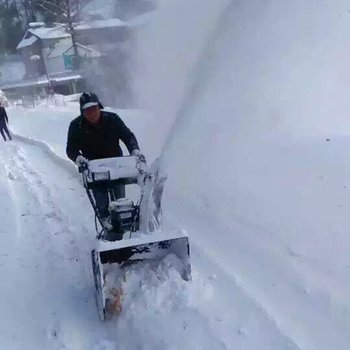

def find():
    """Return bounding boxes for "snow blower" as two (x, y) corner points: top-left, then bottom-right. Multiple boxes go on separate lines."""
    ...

(81, 156), (191, 321)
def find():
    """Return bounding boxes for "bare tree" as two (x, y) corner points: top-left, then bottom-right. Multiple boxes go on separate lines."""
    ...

(17, 0), (38, 25)
(36, 0), (87, 69)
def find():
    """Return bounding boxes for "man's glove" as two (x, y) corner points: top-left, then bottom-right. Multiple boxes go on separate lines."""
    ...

(75, 155), (89, 171)
(132, 149), (146, 163)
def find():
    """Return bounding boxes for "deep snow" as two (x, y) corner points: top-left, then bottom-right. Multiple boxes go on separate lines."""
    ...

(1, 0), (350, 349)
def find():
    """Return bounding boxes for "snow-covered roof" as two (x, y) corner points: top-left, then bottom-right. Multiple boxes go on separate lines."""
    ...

(75, 18), (125, 30)
(17, 25), (70, 50)
(29, 26), (70, 40)
(0, 71), (82, 90)
(64, 44), (101, 58)
(49, 71), (82, 83)
(47, 39), (73, 58)
(47, 41), (101, 59)
(16, 35), (38, 50)
(16, 15), (148, 51)
(86, 42), (116, 54)
(124, 12), (153, 27)
(75, 16), (151, 31)
(28, 22), (46, 28)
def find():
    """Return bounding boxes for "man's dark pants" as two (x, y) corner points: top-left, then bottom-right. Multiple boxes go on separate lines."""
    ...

(92, 184), (125, 219)
(0, 123), (11, 141)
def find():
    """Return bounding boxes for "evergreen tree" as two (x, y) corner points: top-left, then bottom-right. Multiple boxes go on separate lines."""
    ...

(0, 1), (25, 53)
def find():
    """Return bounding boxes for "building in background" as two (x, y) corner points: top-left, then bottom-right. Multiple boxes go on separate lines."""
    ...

(0, 6), (153, 106)
(4, 22), (86, 99)
(17, 23), (72, 78)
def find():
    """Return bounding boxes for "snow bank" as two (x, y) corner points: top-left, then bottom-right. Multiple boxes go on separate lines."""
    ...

(7, 106), (153, 160)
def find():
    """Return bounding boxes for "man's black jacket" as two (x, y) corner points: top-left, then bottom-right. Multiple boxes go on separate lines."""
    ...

(66, 111), (139, 162)
(0, 106), (8, 125)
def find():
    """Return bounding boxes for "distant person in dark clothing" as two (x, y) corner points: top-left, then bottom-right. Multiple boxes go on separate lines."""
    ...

(66, 91), (145, 230)
(0, 103), (12, 141)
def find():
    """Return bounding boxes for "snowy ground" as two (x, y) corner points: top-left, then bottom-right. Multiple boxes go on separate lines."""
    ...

(2, 1), (350, 349)
(0, 105), (348, 350)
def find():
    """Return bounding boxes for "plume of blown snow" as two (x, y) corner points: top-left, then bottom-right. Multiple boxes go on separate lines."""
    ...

(133, 0), (350, 211)
(132, 0), (231, 157)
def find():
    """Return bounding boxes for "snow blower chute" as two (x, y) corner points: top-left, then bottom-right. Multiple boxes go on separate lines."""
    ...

(81, 156), (191, 321)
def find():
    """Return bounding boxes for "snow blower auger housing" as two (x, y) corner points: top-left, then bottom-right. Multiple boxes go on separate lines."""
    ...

(81, 156), (191, 321)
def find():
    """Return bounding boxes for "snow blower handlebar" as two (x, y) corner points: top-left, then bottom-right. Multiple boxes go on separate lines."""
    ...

(80, 156), (147, 188)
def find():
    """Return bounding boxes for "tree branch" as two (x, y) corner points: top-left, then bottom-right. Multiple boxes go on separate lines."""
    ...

(37, 0), (65, 14)
(38, 3), (61, 20)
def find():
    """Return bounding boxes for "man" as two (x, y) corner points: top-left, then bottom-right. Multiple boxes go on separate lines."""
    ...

(66, 91), (145, 231)
(0, 102), (12, 141)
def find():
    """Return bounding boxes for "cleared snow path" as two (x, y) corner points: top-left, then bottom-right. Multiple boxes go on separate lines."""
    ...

(0, 141), (103, 349)
(0, 139), (299, 350)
